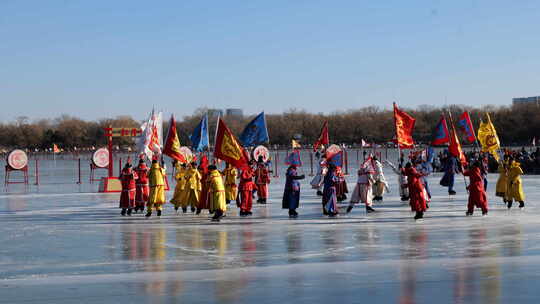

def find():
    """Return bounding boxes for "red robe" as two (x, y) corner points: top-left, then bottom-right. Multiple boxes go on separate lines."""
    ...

(403, 167), (427, 212)
(254, 165), (270, 199)
(134, 164), (149, 207)
(198, 170), (210, 210)
(239, 168), (255, 212)
(463, 167), (488, 213)
(119, 168), (138, 209)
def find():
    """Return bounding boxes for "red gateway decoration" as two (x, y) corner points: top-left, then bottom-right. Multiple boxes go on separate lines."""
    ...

(393, 103), (416, 149)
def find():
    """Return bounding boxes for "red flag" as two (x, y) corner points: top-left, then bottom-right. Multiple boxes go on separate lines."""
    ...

(313, 121), (329, 151)
(457, 111), (476, 143)
(214, 118), (250, 169)
(393, 103), (416, 149)
(163, 115), (186, 162)
(449, 126), (467, 166)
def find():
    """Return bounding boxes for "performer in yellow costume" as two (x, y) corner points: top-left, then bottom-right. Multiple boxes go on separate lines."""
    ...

(495, 157), (508, 203)
(182, 161), (202, 213)
(208, 165), (226, 222)
(146, 159), (166, 217)
(222, 163), (238, 205)
(170, 162), (187, 212)
(506, 159), (525, 209)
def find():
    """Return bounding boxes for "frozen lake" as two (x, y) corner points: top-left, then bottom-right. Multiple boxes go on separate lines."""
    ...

(1, 156), (539, 303)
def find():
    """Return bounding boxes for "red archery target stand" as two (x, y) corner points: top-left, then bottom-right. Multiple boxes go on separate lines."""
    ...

(5, 149), (29, 185)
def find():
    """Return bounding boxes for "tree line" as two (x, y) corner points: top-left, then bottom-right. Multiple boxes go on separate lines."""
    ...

(1, 103), (539, 151)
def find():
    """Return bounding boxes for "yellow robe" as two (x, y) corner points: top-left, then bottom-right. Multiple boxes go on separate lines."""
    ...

(208, 170), (226, 212)
(170, 166), (187, 207)
(183, 168), (202, 208)
(223, 167), (238, 201)
(507, 162), (525, 202)
(495, 163), (507, 198)
(148, 163), (166, 210)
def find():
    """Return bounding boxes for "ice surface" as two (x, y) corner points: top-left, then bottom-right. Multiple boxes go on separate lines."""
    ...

(1, 155), (540, 303)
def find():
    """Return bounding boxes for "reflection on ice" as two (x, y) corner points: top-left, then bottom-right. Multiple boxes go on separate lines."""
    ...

(1, 163), (539, 303)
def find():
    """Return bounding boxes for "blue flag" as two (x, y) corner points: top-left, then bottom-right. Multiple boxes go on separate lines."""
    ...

(190, 114), (209, 152)
(328, 151), (343, 167)
(240, 112), (269, 147)
(285, 150), (302, 166)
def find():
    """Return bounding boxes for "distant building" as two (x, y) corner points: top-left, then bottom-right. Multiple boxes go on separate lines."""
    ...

(513, 96), (540, 106)
(207, 109), (224, 118)
(225, 108), (243, 117)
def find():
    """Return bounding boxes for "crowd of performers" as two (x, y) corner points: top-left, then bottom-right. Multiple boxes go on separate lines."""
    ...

(119, 149), (527, 222)
(118, 155), (272, 222)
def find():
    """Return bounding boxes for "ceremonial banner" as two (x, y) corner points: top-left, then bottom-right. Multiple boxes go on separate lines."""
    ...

(214, 118), (250, 169)
(313, 121), (329, 151)
(431, 115), (450, 146)
(449, 126), (467, 166)
(163, 114), (186, 163)
(285, 150), (302, 166)
(190, 114), (209, 152)
(393, 103), (416, 149)
(457, 111), (476, 143)
(328, 150), (343, 167)
(240, 112), (269, 147)
(137, 109), (162, 160)
(477, 113), (500, 160)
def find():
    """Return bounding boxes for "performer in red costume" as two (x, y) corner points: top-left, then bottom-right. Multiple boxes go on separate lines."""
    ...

(134, 157), (149, 213)
(254, 158), (271, 204)
(239, 164), (255, 216)
(119, 161), (138, 216)
(402, 162), (428, 220)
(463, 160), (489, 216)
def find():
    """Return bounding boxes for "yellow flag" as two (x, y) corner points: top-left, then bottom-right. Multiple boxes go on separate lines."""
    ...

(477, 113), (500, 160)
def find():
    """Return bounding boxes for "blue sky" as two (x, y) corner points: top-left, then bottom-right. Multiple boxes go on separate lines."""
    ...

(1, 1), (539, 122)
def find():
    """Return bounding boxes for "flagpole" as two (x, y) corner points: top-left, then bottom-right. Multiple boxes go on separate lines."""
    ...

(393, 102), (401, 165)
(447, 110), (469, 192)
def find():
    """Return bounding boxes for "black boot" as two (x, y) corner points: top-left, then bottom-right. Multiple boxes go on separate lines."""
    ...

(121, 209), (126, 216)
(346, 205), (353, 213)
(316, 190), (323, 196)
(366, 206), (375, 213)
(145, 211), (152, 217)
(182, 207), (187, 213)
(127, 209), (132, 216)
(212, 210), (222, 222)
(414, 211), (421, 220)
(466, 211), (473, 216)
(191, 206), (196, 213)
(260, 198), (266, 204)
(482, 210), (488, 216)
(449, 190), (456, 195)
(240, 210), (246, 217)
(226, 200), (230, 205)
(196, 208), (202, 215)
(507, 201), (513, 209)
(157, 210), (162, 217)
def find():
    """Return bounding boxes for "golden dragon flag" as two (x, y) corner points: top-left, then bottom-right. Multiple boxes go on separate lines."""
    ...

(477, 113), (500, 160)
(214, 118), (250, 169)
